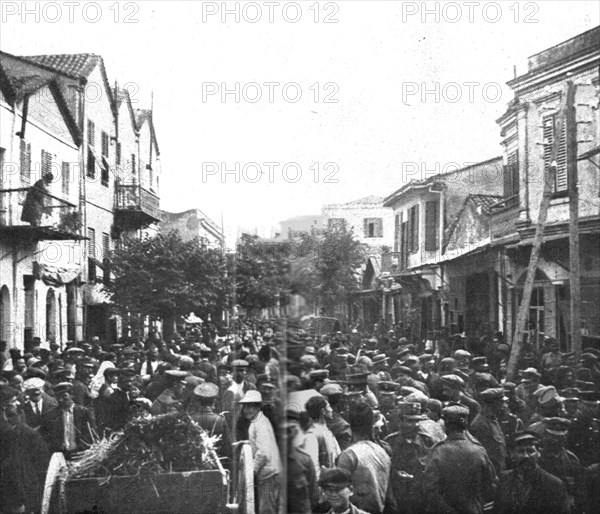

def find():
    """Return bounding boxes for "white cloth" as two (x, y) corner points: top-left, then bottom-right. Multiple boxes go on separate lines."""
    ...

(248, 413), (282, 481)
(62, 406), (77, 451)
(90, 361), (116, 398)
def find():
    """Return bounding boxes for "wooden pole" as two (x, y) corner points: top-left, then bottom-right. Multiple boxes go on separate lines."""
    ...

(567, 83), (581, 359)
(507, 81), (574, 381)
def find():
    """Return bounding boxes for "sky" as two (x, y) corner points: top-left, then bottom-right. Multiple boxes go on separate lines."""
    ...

(1, 1), (598, 248)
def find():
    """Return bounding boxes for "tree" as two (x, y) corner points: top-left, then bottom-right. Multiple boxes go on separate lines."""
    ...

(233, 234), (290, 314)
(107, 231), (230, 332)
(291, 226), (367, 316)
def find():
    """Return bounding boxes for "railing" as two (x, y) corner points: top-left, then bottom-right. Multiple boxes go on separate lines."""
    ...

(115, 183), (160, 221)
(0, 187), (81, 236)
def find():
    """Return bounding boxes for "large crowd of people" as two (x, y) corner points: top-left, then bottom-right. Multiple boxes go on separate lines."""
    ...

(0, 323), (599, 513)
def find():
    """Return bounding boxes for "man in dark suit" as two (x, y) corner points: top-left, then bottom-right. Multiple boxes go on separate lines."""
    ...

(39, 382), (96, 457)
(103, 369), (135, 432)
(22, 377), (58, 429)
(494, 431), (570, 514)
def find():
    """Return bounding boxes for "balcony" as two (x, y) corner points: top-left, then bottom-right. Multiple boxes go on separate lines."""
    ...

(381, 252), (407, 274)
(0, 187), (84, 242)
(114, 183), (161, 229)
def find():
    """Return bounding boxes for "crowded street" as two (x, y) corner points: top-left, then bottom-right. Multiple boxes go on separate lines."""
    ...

(1, 2), (600, 513)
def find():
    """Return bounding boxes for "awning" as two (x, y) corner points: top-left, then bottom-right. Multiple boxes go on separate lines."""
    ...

(33, 261), (81, 287)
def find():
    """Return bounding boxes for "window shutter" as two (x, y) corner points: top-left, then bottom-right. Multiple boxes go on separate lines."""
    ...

(41, 150), (52, 177)
(87, 120), (95, 147)
(425, 200), (439, 251)
(20, 139), (31, 183)
(87, 148), (95, 178)
(412, 204), (420, 253)
(543, 114), (567, 193)
(61, 162), (69, 195)
(375, 218), (383, 237)
(394, 214), (400, 252)
(116, 142), (121, 166)
(87, 227), (96, 258)
(364, 218), (369, 237)
(510, 151), (519, 197)
(101, 131), (109, 157)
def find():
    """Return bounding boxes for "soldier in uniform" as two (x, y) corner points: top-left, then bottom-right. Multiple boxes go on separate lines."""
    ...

(189, 382), (232, 462)
(150, 370), (187, 415)
(494, 431), (570, 514)
(440, 374), (481, 424)
(422, 403), (497, 513)
(469, 387), (508, 475)
(538, 417), (588, 513)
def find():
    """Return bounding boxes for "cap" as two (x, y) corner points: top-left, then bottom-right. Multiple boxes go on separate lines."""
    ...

(218, 363), (232, 373)
(378, 381), (399, 392)
(194, 382), (219, 399)
(318, 468), (352, 488)
(52, 368), (74, 380)
(320, 383), (345, 396)
(453, 350), (472, 360)
(336, 347), (349, 356)
(479, 388), (506, 403)
(304, 346), (316, 355)
(308, 369), (329, 380)
(560, 387), (581, 401)
(165, 370), (188, 381)
(520, 367), (541, 379)
(471, 356), (488, 368)
(441, 403), (470, 426)
(397, 347), (411, 358)
(79, 358), (95, 368)
(347, 372), (368, 385)
(544, 417), (570, 436)
(198, 344), (211, 353)
(23, 377), (45, 390)
(511, 430), (539, 448)
(533, 385), (563, 406)
(502, 382), (517, 392)
(231, 359), (249, 368)
(53, 382), (73, 394)
(441, 374), (465, 390)
(403, 355), (419, 365)
(419, 354), (435, 363)
(238, 390), (262, 404)
(65, 347), (85, 355)
(394, 365), (414, 376)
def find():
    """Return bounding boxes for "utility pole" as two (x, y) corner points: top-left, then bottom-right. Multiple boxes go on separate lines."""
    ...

(507, 81), (575, 381)
(566, 83), (581, 360)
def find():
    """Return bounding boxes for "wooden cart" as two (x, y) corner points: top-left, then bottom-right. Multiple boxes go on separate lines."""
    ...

(42, 443), (255, 514)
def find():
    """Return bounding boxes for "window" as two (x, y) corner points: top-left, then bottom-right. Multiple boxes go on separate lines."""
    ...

(101, 159), (109, 187)
(102, 232), (110, 261)
(424, 200), (439, 251)
(503, 151), (519, 206)
(363, 218), (383, 238)
(408, 204), (419, 253)
(87, 148), (95, 178)
(19, 139), (31, 183)
(101, 131), (109, 158)
(87, 227), (96, 258)
(41, 150), (52, 178)
(87, 120), (95, 147)
(61, 162), (69, 195)
(116, 142), (121, 166)
(543, 114), (567, 193)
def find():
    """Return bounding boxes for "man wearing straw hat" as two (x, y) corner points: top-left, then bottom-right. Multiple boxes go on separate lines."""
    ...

(239, 389), (282, 514)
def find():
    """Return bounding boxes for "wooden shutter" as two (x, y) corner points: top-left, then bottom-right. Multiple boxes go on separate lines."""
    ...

(61, 162), (69, 195)
(364, 218), (369, 237)
(410, 204), (420, 253)
(87, 120), (95, 147)
(425, 200), (439, 251)
(101, 131), (109, 157)
(87, 148), (95, 178)
(20, 139), (31, 183)
(543, 115), (567, 193)
(116, 142), (121, 165)
(87, 227), (96, 258)
(375, 218), (383, 237)
(41, 150), (52, 177)
(394, 214), (400, 252)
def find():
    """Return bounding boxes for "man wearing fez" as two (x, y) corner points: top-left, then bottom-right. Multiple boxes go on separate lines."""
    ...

(494, 431), (569, 514)
(422, 403), (497, 513)
(39, 381), (96, 456)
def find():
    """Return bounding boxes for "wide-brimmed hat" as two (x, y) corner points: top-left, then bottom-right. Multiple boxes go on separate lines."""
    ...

(238, 390), (262, 404)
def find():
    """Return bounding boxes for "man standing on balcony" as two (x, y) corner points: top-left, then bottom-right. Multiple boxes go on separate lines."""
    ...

(21, 172), (53, 227)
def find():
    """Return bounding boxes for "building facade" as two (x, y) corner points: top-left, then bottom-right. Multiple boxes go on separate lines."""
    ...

(159, 209), (224, 250)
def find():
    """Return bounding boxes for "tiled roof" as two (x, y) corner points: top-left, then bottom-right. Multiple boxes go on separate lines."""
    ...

(134, 108), (152, 130)
(469, 194), (502, 214)
(0, 51), (55, 99)
(24, 53), (99, 79)
(347, 195), (383, 205)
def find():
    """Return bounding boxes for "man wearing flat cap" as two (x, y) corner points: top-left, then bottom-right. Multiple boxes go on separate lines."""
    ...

(539, 418), (588, 513)
(318, 467), (369, 514)
(469, 387), (508, 475)
(423, 403), (497, 513)
(39, 381), (96, 456)
(151, 369), (187, 415)
(494, 431), (570, 514)
(22, 376), (58, 429)
(440, 374), (481, 424)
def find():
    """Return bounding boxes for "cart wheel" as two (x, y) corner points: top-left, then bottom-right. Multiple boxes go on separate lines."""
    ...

(41, 452), (67, 514)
